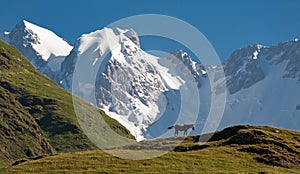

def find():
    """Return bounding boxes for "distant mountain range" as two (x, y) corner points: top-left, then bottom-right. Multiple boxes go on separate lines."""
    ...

(2, 20), (300, 141)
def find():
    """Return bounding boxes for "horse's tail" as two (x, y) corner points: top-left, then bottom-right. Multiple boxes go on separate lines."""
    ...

(167, 126), (174, 129)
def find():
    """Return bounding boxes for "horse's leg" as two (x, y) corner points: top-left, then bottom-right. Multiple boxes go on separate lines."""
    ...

(185, 128), (189, 136)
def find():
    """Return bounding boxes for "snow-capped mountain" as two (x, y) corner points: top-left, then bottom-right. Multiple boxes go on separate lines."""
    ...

(59, 27), (202, 141)
(216, 40), (300, 131)
(2, 21), (300, 141)
(2, 20), (73, 82)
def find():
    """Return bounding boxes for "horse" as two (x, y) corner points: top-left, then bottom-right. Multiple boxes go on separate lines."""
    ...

(167, 124), (195, 136)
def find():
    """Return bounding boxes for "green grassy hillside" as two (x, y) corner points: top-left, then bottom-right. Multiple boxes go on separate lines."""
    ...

(0, 40), (134, 167)
(2, 125), (300, 173)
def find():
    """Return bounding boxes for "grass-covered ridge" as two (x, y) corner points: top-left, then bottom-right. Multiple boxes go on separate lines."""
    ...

(2, 125), (300, 173)
(0, 40), (134, 167)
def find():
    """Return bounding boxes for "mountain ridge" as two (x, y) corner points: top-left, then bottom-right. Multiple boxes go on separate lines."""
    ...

(2, 20), (300, 141)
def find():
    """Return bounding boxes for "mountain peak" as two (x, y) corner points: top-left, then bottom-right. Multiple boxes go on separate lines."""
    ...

(19, 19), (30, 26)
(15, 20), (38, 32)
(2, 20), (74, 85)
(7, 20), (73, 61)
(19, 20), (39, 30)
(80, 27), (140, 48)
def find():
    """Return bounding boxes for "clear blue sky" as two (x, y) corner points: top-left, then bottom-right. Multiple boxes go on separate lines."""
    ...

(1, 0), (300, 60)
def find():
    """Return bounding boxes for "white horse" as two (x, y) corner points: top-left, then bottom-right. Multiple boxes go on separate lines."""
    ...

(167, 124), (195, 136)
